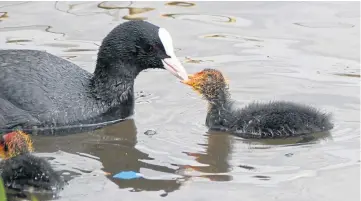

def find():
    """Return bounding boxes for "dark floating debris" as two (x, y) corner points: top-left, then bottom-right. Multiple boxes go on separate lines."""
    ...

(165, 1), (196, 7)
(285, 153), (294, 157)
(253, 175), (271, 180)
(160, 192), (168, 197)
(63, 48), (98, 52)
(61, 55), (77, 60)
(135, 90), (151, 98)
(144, 129), (157, 136)
(6, 39), (32, 44)
(238, 164), (256, 170)
(333, 73), (360, 78)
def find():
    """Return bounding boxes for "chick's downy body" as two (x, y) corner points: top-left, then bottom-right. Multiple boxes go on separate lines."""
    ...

(183, 69), (333, 139)
(0, 131), (64, 197)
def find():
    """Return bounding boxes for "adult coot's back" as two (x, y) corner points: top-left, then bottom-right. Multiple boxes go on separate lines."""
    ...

(182, 69), (334, 139)
(0, 20), (188, 131)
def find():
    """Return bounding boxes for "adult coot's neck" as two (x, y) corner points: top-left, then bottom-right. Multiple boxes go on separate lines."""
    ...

(90, 59), (137, 106)
(89, 22), (145, 108)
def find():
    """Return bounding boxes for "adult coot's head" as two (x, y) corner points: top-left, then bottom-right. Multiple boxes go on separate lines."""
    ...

(0, 130), (33, 159)
(182, 68), (229, 101)
(95, 20), (188, 80)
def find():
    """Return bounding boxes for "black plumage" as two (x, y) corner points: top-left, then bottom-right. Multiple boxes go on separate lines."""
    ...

(0, 20), (187, 131)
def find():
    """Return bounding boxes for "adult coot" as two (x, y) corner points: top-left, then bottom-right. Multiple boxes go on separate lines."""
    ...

(0, 20), (188, 130)
(182, 68), (334, 139)
(0, 131), (64, 197)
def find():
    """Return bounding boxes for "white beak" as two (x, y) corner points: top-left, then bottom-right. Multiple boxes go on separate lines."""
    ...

(162, 57), (189, 81)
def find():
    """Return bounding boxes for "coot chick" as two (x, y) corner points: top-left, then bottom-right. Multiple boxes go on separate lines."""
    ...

(0, 131), (64, 196)
(182, 69), (333, 139)
(0, 20), (188, 130)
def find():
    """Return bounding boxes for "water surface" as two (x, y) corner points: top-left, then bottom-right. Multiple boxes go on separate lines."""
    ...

(0, 1), (359, 201)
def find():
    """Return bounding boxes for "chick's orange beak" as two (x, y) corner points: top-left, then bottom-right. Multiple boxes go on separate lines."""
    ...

(181, 74), (195, 86)
(181, 71), (205, 85)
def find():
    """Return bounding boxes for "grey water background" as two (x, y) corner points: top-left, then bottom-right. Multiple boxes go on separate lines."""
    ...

(0, 1), (359, 201)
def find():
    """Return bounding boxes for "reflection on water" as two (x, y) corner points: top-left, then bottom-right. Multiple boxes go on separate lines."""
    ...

(174, 130), (332, 182)
(97, 1), (155, 20)
(237, 131), (333, 147)
(92, 120), (182, 193)
(122, 8), (155, 20)
(0, 1), (29, 9)
(0, 25), (66, 38)
(6, 39), (32, 43)
(177, 131), (234, 182)
(293, 22), (355, 28)
(26, 119), (332, 195)
(0, 11), (8, 20)
(34, 120), (183, 195)
(165, 1), (196, 7)
(203, 34), (263, 42)
(54, 1), (155, 20)
(43, 43), (79, 48)
(162, 13), (237, 24)
(184, 56), (214, 64)
(54, 1), (104, 17)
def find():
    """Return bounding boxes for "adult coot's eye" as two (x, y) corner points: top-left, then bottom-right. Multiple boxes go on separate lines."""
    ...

(145, 44), (154, 53)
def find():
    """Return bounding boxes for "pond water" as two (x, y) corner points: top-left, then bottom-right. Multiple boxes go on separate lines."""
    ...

(0, 1), (359, 201)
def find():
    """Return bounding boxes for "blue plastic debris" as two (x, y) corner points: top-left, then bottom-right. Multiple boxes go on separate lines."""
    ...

(113, 171), (142, 180)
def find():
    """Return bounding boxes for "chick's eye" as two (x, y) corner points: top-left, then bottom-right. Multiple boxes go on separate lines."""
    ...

(0, 140), (7, 152)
